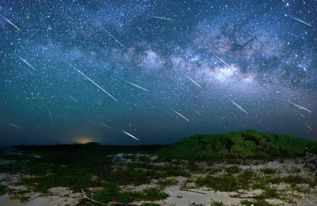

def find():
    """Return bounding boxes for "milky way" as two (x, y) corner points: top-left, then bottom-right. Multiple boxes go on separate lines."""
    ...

(0, 0), (316, 145)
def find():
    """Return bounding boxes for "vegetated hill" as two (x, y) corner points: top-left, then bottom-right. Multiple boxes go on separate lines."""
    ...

(157, 130), (317, 160)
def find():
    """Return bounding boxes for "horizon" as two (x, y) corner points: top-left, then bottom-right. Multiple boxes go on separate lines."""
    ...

(1, 0), (316, 145)
(1, 129), (316, 147)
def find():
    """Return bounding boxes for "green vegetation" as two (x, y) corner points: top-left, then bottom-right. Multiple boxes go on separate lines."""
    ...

(93, 185), (168, 204)
(157, 130), (317, 160)
(211, 201), (225, 206)
(196, 169), (316, 192)
(260, 168), (278, 174)
(140, 203), (160, 206)
(157, 178), (178, 187)
(259, 186), (280, 199)
(0, 185), (6, 196)
(240, 200), (273, 206)
(225, 166), (241, 174)
(196, 172), (253, 191)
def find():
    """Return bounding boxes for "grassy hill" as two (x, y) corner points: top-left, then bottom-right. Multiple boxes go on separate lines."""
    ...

(157, 130), (317, 160)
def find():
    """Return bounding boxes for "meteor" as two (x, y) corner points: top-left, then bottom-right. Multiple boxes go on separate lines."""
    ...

(0, 15), (21, 31)
(288, 101), (312, 113)
(68, 94), (78, 102)
(229, 99), (248, 115)
(306, 124), (313, 130)
(7, 122), (21, 129)
(287, 15), (312, 27)
(74, 68), (118, 102)
(1, 120), (22, 129)
(48, 109), (53, 121)
(150, 15), (174, 22)
(105, 30), (125, 48)
(99, 123), (112, 129)
(18, 56), (36, 71)
(122, 130), (140, 141)
(195, 110), (202, 116)
(185, 75), (202, 88)
(296, 111), (305, 119)
(215, 55), (230, 67)
(170, 108), (190, 122)
(125, 80), (149, 92)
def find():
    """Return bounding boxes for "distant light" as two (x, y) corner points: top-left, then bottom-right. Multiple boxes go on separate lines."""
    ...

(76, 136), (96, 144)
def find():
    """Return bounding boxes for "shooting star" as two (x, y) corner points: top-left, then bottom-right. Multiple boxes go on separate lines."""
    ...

(296, 111), (305, 119)
(185, 75), (202, 88)
(74, 68), (118, 102)
(68, 94), (78, 102)
(105, 30), (125, 48)
(47, 109), (53, 121)
(229, 99), (248, 115)
(288, 101), (312, 113)
(306, 124), (313, 130)
(195, 110), (202, 116)
(0, 120), (22, 129)
(150, 15), (174, 22)
(99, 123), (112, 129)
(215, 55), (230, 67)
(170, 108), (190, 122)
(0, 15), (21, 31)
(18, 56), (36, 71)
(125, 80), (149, 92)
(287, 15), (312, 27)
(7, 122), (21, 129)
(122, 130), (140, 141)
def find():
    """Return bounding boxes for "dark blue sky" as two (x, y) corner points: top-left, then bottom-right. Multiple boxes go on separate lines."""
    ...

(0, 0), (316, 145)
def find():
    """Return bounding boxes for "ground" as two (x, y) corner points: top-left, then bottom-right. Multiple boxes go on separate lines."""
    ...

(0, 144), (317, 206)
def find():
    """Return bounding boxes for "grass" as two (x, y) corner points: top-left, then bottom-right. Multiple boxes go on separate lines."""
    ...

(225, 166), (241, 174)
(157, 178), (178, 187)
(196, 169), (316, 192)
(92, 185), (168, 204)
(0, 185), (6, 196)
(240, 199), (273, 206)
(157, 130), (317, 160)
(259, 186), (280, 199)
(211, 201), (225, 206)
(260, 168), (278, 174)
(140, 203), (160, 206)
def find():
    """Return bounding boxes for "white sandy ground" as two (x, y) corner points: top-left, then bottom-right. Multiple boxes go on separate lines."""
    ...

(1, 154), (317, 205)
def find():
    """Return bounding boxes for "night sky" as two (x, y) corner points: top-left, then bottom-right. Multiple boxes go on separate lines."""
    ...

(0, 0), (316, 145)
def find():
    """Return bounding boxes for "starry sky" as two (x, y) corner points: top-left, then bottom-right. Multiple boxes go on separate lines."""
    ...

(0, 0), (316, 145)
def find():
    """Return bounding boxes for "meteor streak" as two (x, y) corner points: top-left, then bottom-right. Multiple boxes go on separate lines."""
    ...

(185, 75), (202, 88)
(99, 123), (112, 129)
(74, 68), (118, 102)
(0, 15), (21, 31)
(122, 130), (140, 141)
(1, 120), (22, 129)
(170, 108), (190, 122)
(47, 109), (53, 121)
(287, 15), (312, 27)
(105, 30), (125, 48)
(215, 55), (230, 67)
(288, 101), (312, 113)
(229, 99), (248, 115)
(18, 56), (36, 71)
(68, 94), (78, 102)
(150, 15), (174, 22)
(306, 124), (313, 130)
(125, 80), (149, 92)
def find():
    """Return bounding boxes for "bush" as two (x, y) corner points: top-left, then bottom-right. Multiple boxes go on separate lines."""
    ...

(157, 130), (317, 160)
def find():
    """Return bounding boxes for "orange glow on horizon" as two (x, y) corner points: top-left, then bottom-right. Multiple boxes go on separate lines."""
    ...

(75, 136), (96, 144)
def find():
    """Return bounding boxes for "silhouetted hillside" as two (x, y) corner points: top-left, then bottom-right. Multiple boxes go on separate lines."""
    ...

(157, 130), (317, 160)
